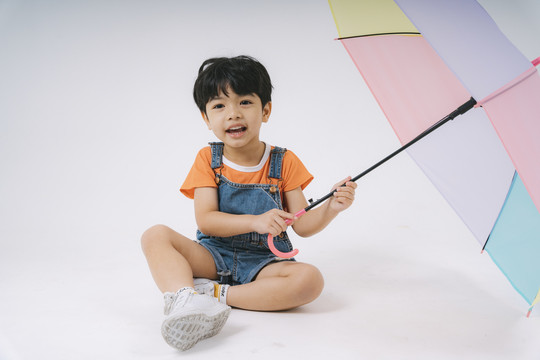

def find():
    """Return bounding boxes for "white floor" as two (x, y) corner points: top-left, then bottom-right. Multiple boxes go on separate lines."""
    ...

(2, 203), (540, 360)
(1, 1), (540, 359)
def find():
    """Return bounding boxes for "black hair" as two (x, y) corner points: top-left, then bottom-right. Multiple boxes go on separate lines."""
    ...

(193, 55), (273, 114)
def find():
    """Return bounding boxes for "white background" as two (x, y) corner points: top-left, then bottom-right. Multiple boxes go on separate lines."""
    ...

(1, 1), (540, 359)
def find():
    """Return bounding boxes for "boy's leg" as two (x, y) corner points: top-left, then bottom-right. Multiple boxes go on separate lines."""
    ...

(141, 225), (230, 351)
(226, 261), (324, 311)
(141, 224), (218, 293)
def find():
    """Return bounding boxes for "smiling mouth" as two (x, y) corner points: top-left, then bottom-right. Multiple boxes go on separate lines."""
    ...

(226, 126), (247, 134)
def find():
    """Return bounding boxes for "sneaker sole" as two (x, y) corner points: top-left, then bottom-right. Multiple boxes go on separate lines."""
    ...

(161, 307), (231, 351)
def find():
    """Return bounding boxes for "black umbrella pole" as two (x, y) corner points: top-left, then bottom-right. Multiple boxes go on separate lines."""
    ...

(304, 97), (477, 212)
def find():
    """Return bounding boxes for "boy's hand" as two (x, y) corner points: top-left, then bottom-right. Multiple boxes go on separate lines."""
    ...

(253, 208), (297, 237)
(328, 176), (357, 212)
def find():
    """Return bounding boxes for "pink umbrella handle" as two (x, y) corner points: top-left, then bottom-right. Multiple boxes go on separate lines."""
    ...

(267, 234), (299, 258)
(267, 209), (306, 258)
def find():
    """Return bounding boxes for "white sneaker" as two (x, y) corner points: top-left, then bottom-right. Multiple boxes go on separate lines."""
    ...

(162, 289), (231, 351)
(193, 278), (218, 296)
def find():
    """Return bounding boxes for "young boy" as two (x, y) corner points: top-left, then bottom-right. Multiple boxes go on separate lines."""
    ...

(141, 55), (357, 351)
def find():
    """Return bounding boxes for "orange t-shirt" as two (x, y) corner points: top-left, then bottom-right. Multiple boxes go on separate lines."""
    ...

(180, 144), (313, 200)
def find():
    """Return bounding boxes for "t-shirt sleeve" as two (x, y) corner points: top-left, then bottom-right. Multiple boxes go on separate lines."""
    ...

(281, 150), (313, 192)
(180, 147), (217, 199)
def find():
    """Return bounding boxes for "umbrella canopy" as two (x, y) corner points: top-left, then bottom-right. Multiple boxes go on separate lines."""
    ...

(328, 0), (540, 315)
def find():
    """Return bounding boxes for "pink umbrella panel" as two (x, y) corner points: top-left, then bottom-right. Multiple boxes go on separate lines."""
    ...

(327, 0), (540, 315)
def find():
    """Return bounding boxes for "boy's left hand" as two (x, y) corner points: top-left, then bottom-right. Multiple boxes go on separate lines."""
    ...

(329, 176), (357, 212)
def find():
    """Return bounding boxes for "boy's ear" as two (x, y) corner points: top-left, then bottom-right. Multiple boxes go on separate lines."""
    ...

(201, 111), (212, 129)
(262, 102), (272, 123)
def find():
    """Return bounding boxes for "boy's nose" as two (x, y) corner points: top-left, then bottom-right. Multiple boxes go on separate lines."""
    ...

(228, 105), (241, 119)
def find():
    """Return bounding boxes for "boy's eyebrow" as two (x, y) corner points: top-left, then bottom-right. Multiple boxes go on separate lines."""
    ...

(209, 93), (256, 101)
(208, 94), (226, 101)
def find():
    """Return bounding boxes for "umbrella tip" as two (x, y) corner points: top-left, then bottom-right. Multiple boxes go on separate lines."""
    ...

(533, 57), (540, 67)
(526, 310), (532, 318)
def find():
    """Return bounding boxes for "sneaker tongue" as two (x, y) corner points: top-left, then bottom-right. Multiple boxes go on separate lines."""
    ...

(163, 292), (177, 315)
(172, 290), (192, 309)
(176, 286), (195, 295)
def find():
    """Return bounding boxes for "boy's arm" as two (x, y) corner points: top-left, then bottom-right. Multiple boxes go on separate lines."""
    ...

(194, 187), (296, 237)
(286, 177), (357, 238)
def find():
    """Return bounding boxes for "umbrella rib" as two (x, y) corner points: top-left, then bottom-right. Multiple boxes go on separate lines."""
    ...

(337, 32), (421, 40)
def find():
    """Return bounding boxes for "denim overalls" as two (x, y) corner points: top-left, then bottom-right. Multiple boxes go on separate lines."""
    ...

(196, 142), (296, 285)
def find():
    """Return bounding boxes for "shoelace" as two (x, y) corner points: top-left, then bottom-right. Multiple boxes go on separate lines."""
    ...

(164, 289), (193, 315)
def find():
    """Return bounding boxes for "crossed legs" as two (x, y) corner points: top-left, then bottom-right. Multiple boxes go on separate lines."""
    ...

(141, 224), (324, 311)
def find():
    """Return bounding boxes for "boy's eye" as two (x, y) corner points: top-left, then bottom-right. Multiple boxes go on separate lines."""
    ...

(240, 100), (252, 105)
(212, 104), (224, 109)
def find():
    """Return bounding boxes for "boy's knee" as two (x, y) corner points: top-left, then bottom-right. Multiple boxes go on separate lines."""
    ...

(296, 264), (324, 301)
(309, 265), (325, 294)
(141, 224), (171, 251)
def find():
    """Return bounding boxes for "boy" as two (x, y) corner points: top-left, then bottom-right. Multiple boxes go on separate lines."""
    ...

(141, 55), (357, 351)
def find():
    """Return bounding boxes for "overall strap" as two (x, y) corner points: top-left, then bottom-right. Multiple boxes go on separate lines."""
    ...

(209, 142), (224, 169)
(268, 146), (287, 180)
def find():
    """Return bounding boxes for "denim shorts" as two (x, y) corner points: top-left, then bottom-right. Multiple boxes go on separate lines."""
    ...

(198, 236), (295, 285)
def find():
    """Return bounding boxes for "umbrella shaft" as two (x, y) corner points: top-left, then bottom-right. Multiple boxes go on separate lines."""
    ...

(304, 97), (477, 212)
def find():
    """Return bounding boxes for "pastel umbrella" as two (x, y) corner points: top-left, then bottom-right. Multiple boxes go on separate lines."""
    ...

(326, 0), (540, 316)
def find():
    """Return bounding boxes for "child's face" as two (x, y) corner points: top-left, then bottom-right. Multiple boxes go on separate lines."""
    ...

(202, 87), (271, 151)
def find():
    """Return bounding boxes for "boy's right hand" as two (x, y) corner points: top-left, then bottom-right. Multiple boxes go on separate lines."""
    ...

(252, 208), (297, 237)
